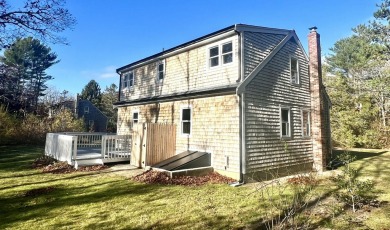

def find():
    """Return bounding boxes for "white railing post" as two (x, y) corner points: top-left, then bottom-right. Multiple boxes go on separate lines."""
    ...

(101, 135), (106, 159)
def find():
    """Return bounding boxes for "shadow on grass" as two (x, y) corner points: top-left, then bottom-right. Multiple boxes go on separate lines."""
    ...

(247, 148), (390, 229)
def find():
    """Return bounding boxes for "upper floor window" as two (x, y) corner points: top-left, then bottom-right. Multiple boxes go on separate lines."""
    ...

(158, 63), (164, 81)
(84, 106), (89, 114)
(181, 108), (191, 135)
(123, 72), (134, 89)
(280, 107), (291, 138)
(302, 110), (310, 137)
(222, 42), (233, 64)
(290, 57), (299, 84)
(209, 41), (233, 68)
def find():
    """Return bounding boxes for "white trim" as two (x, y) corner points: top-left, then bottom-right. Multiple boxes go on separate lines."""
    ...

(207, 40), (234, 69)
(156, 60), (165, 83)
(290, 56), (299, 85)
(132, 110), (139, 125)
(122, 71), (135, 91)
(235, 24), (291, 35)
(180, 105), (192, 136)
(280, 106), (291, 138)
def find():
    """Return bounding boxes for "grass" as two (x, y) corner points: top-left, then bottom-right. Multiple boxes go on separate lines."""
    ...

(0, 146), (389, 229)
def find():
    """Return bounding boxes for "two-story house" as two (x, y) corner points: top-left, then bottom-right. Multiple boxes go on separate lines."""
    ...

(114, 24), (331, 181)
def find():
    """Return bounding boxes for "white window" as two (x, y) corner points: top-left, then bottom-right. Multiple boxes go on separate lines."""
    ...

(88, 120), (94, 127)
(158, 63), (164, 81)
(280, 108), (291, 137)
(84, 106), (89, 114)
(290, 57), (299, 84)
(209, 46), (219, 67)
(222, 42), (233, 64)
(302, 110), (310, 137)
(133, 111), (139, 124)
(209, 41), (233, 67)
(123, 72), (134, 89)
(181, 108), (191, 135)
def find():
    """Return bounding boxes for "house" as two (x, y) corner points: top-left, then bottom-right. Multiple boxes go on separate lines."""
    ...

(49, 97), (108, 132)
(114, 24), (332, 181)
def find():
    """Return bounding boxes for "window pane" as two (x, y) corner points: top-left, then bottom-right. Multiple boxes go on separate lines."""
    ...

(182, 109), (191, 120)
(182, 122), (190, 134)
(210, 46), (219, 57)
(222, 43), (232, 53)
(291, 58), (297, 71)
(281, 109), (289, 122)
(210, 57), (219, 67)
(133, 112), (138, 120)
(159, 71), (164, 80)
(158, 63), (164, 71)
(223, 53), (233, 64)
(282, 123), (287, 136)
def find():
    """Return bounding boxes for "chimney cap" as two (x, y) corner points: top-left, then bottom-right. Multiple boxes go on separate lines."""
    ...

(309, 26), (318, 32)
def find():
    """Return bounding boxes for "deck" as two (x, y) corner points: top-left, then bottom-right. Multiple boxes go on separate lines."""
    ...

(45, 132), (131, 168)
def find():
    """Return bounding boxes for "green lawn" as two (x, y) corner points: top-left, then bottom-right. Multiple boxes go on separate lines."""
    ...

(0, 146), (389, 229)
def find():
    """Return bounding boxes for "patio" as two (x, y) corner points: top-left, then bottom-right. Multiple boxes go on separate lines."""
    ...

(45, 132), (131, 168)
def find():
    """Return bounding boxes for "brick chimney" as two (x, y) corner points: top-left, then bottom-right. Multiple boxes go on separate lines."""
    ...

(308, 27), (329, 172)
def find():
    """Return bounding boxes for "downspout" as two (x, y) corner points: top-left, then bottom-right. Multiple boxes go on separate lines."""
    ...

(231, 25), (245, 186)
(117, 70), (122, 102)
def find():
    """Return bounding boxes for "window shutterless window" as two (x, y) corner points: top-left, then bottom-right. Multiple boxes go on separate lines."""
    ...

(222, 42), (233, 64)
(209, 46), (219, 67)
(281, 108), (291, 137)
(290, 57), (299, 84)
(133, 112), (139, 124)
(302, 110), (310, 137)
(158, 63), (164, 81)
(209, 41), (233, 67)
(181, 108), (191, 135)
(84, 106), (89, 114)
(123, 74), (129, 88)
(129, 72), (134, 87)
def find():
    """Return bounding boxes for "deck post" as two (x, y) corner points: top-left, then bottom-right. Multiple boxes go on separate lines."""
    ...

(101, 135), (106, 159)
(72, 135), (78, 164)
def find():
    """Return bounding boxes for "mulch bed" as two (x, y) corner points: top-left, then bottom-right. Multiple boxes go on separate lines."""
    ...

(132, 170), (236, 186)
(32, 156), (108, 174)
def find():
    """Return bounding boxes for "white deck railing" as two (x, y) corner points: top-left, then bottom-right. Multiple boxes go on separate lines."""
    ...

(101, 135), (131, 159)
(45, 132), (131, 165)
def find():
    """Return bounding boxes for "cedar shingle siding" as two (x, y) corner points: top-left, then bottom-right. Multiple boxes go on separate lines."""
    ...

(115, 25), (331, 181)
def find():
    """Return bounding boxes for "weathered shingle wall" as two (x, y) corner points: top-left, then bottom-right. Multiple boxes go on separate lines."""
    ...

(244, 38), (313, 173)
(117, 94), (240, 178)
(120, 34), (239, 101)
(243, 32), (286, 78)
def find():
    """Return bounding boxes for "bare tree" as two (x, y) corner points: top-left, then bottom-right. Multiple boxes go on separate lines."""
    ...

(0, 0), (76, 48)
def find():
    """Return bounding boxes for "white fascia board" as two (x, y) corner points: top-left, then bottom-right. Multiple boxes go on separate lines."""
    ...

(235, 24), (291, 35)
(120, 30), (237, 72)
(236, 32), (293, 94)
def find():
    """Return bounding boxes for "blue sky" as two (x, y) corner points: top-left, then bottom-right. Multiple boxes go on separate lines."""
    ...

(43, 0), (379, 96)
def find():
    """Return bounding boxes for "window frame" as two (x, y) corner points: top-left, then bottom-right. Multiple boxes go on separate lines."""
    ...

(84, 106), (89, 114)
(280, 107), (291, 138)
(132, 111), (139, 125)
(122, 71), (135, 90)
(208, 41), (233, 68)
(157, 61), (165, 82)
(301, 110), (311, 137)
(180, 106), (192, 136)
(290, 57), (299, 84)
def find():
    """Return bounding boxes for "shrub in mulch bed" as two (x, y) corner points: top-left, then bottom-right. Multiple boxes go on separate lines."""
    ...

(132, 170), (236, 186)
(32, 156), (108, 174)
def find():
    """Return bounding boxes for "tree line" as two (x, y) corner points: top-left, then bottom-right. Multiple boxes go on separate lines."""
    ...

(324, 0), (390, 148)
